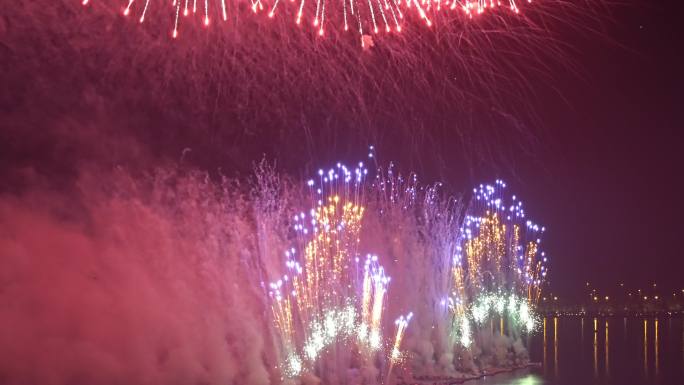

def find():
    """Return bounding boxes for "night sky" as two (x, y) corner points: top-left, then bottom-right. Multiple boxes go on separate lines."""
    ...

(495, 1), (684, 300)
(2, 1), (683, 302)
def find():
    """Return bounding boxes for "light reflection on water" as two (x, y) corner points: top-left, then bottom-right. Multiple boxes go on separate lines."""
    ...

(553, 317), (558, 378)
(655, 318), (659, 376)
(470, 315), (684, 385)
(543, 317), (547, 374)
(605, 319), (609, 377)
(466, 372), (545, 385)
(644, 318), (648, 377)
(592, 318), (597, 377)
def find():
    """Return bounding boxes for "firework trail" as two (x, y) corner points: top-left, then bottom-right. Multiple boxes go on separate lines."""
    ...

(251, 155), (551, 379)
(456, 180), (547, 305)
(5, 1), (602, 178)
(437, 179), (546, 357)
(261, 162), (414, 383)
(362, 164), (548, 377)
(386, 312), (413, 382)
(82, 0), (535, 39)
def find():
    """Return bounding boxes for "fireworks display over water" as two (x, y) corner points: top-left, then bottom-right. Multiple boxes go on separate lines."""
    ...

(82, 0), (534, 39)
(4, 0), (684, 384)
(256, 159), (548, 382)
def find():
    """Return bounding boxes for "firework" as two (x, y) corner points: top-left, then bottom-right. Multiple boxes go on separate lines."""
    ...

(439, 179), (547, 349)
(366, 160), (547, 356)
(82, 0), (535, 39)
(390, 312), (413, 363)
(265, 162), (412, 381)
(248, 156), (551, 380)
(385, 312), (413, 383)
(469, 291), (536, 331)
(459, 179), (548, 304)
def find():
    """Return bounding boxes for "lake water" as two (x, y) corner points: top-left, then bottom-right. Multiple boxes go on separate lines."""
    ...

(467, 316), (684, 385)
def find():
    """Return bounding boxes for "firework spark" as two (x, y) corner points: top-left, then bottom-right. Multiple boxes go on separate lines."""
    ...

(460, 180), (548, 304)
(265, 162), (412, 381)
(82, 0), (535, 39)
(440, 179), (547, 348)
(248, 156), (551, 380)
(390, 312), (413, 363)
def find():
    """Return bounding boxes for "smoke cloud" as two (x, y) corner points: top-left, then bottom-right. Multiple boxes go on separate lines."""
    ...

(0, 168), (273, 385)
(0, 160), (533, 385)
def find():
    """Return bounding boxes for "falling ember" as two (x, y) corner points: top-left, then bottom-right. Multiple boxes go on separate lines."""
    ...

(84, 0), (537, 40)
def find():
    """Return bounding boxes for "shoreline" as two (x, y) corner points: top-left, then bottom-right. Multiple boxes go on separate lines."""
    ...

(398, 362), (541, 385)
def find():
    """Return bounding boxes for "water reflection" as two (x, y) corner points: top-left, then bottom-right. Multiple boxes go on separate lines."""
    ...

(593, 318), (598, 378)
(543, 317), (547, 374)
(580, 317), (584, 364)
(605, 319), (609, 376)
(531, 316), (684, 385)
(512, 374), (544, 385)
(655, 318), (659, 375)
(553, 317), (558, 378)
(643, 318), (648, 376)
(468, 372), (544, 385)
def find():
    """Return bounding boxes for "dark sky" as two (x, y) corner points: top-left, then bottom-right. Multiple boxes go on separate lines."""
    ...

(2, 1), (683, 303)
(491, 1), (684, 300)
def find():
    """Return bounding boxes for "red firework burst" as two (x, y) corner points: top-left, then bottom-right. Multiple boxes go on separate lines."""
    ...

(81, 0), (534, 40)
